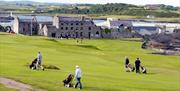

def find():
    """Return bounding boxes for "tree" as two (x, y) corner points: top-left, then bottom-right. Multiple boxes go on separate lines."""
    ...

(104, 28), (111, 34)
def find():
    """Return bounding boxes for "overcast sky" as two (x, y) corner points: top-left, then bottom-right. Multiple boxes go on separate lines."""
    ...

(3, 0), (180, 6)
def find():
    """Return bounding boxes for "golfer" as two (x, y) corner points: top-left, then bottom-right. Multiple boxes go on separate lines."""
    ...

(75, 65), (82, 89)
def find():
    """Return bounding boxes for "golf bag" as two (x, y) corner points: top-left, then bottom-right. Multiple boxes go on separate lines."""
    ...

(63, 74), (74, 87)
(29, 58), (38, 70)
(125, 64), (135, 72)
(141, 66), (147, 74)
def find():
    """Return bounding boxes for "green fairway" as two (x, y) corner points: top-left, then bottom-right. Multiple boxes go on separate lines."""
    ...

(0, 32), (179, 91)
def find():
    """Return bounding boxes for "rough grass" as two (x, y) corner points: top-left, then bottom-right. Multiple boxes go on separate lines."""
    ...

(0, 32), (179, 91)
(42, 64), (60, 70)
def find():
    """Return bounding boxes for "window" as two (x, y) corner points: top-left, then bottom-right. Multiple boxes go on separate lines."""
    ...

(60, 33), (63, 37)
(80, 32), (83, 37)
(76, 27), (79, 30)
(76, 23), (79, 25)
(81, 23), (83, 25)
(96, 31), (99, 35)
(28, 24), (30, 27)
(66, 27), (68, 30)
(71, 23), (73, 25)
(80, 27), (83, 30)
(61, 23), (64, 25)
(32, 28), (35, 31)
(68, 32), (71, 36)
(89, 27), (91, 30)
(88, 32), (91, 39)
(71, 27), (73, 30)
(23, 28), (25, 32)
(75, 32), (78, 38)
(96, 31), (100, 37)
(61, 27), (63, 30)
(51, 33), (56, 38)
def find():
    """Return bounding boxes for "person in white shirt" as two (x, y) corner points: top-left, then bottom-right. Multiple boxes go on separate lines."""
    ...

(75, 65), (82, 89)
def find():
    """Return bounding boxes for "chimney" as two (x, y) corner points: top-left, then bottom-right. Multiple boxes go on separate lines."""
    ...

(53, 16), (59, 29)
(81, 16), (85, 21)
(10, 11), (13, 17)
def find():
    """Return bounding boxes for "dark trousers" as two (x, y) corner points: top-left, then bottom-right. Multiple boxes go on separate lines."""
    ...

(75, 77), (82, 89)
(135, 66), (140, 73)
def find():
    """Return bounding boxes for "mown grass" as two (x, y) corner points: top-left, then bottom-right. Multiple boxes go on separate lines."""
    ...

(0, 32), (179, 91)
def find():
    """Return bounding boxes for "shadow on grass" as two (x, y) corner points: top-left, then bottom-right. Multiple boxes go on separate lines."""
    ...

(76, 45), (101, 50)
(84, 86), (122, 91)
(146, 72), (157, 75)
(26, 63), (60, 70)
(43, 38), (58, 42)
(42, 64), (60, 70)
(43, 38), (101, 51)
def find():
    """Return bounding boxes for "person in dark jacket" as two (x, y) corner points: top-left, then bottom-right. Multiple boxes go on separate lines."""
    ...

(135, 58), (141, 73)
(124, 56), (129, 68)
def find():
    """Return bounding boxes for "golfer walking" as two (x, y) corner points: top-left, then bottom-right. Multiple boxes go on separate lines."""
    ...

(75, 65), (82, 89)
(135, 58), (141, 73)
(36, 52), (44, 70)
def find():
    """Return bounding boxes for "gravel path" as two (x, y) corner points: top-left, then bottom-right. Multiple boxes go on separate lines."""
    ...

(0, 77), (46, 91)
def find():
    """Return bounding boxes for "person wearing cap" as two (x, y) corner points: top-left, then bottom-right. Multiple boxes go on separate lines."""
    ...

(135, 58), (141, 73)
(75, 65), (82, 89)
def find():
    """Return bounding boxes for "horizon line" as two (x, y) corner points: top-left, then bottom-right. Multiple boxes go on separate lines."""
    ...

(1, 0), (180, 7)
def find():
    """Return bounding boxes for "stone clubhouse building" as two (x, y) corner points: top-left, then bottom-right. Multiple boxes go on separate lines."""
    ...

(12, 15), (145, 39)
(39, 16), (102, 39)
(13, 15), (102, 39)
(13, 16), (52, 35)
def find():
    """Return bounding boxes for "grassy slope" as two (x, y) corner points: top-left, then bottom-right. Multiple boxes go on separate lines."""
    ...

(0, 32), (179, 91)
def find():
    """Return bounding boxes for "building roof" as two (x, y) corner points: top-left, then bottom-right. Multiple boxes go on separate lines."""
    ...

(143, 20), (180, 24)
(17, 16), (53, 23)
(132, 22), (156, 27)
(46, 25), (57, 29)
(93, 20), (107, 28)
(58, 16), (95, 26)
(133, 26), (158, 31)
(59, 16), (84, 21)
(0, 16), (14, 22)
(132, 26), (159, 35)
(109, 20), (132, 28)
(18, 16), (34, 22)
(0, 16), (14, 26)
(61, 20), (94, 26)
(44, 25), (57, 32)
(36, 16), (53, 23)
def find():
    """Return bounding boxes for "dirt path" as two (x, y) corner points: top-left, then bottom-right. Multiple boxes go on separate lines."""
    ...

(0, 77), (46, 91)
